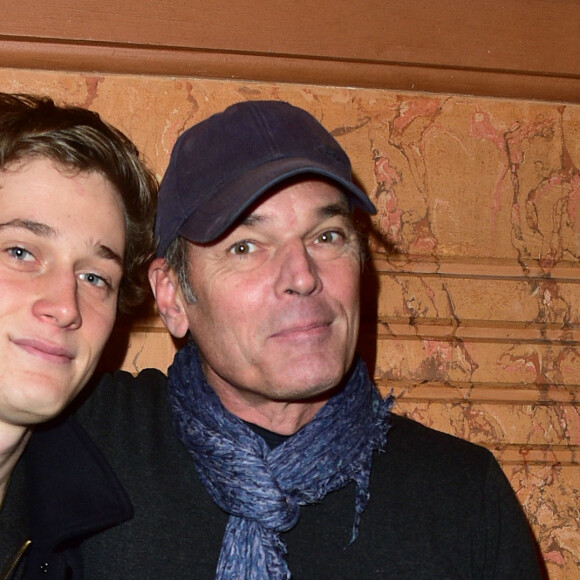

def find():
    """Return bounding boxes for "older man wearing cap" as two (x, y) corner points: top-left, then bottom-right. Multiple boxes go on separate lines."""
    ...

(77, 101), (543, 579)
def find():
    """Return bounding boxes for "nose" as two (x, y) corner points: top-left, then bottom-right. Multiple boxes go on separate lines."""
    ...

(32, 270), (82, 329)
(274, 240), (322, 297)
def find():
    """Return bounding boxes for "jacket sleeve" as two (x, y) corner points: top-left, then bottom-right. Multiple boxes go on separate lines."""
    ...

(478, 454), (545, 579)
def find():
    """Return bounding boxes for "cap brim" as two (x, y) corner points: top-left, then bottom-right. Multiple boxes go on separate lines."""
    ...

(177, 157), (376, 245)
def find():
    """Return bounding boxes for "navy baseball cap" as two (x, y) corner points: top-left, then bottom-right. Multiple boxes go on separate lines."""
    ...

(155, 100), (376, 256)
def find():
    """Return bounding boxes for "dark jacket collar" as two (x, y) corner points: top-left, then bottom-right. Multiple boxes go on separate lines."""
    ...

(22, 416), (133, 574)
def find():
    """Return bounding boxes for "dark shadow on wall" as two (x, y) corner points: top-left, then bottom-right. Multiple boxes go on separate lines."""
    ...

(94, 294), (185, 375)
(355, 206), (398, 381)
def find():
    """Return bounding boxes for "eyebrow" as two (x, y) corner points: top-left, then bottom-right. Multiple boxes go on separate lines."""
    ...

(319, 202), (351, 220)
(0, 218), (124, 268)
(96, 245), (124, 268)
(0, 218), (56, 237)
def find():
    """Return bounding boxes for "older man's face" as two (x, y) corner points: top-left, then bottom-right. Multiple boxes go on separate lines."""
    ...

(181, 179), (362, 407)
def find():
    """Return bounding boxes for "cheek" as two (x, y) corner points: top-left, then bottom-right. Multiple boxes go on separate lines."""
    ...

(81, 300), (118, 351)
(199, 278), (267, 327)
(326, 261), (360, 308)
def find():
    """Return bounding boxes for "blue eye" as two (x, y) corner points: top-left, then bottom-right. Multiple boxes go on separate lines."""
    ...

(79, 272), (109, 289)
(8, 246), (34, 261)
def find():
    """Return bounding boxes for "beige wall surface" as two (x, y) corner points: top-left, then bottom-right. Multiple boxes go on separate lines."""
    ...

(0, 69), (578, 578)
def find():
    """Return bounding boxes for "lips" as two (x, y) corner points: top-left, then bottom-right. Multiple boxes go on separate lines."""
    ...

(12, 337), (75, 364)
(273, 320), (329, 336)
(269, 315), (335, 343)
(269, 302), (337, 339)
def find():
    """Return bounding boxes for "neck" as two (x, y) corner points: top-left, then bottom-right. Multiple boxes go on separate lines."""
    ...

(212, 387), (331, 435)
(0, 424), (31, 506)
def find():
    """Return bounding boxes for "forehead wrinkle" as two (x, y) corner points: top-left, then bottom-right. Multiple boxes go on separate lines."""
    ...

(239, 197), (351, 230)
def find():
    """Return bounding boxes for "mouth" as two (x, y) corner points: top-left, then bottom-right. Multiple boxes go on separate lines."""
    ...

(12, 337), (75, 365)
(270, 320), (332, 342)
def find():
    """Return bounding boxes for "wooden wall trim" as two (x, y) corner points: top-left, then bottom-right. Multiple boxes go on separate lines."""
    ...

(1, 0), (579, 103)
(1, 38), (579, 104)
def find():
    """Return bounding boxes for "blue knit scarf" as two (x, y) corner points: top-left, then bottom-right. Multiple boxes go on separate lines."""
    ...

(168, 341), (393, 580)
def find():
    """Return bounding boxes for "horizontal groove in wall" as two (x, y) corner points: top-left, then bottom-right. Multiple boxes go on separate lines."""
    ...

(377, 392), (580, 406)
(391, 395), (578, 406)
(490, 445), (578, 466)
(378, 381), (579, 403)
(374, 320), (580, 345)
(121, 319), (580, 345)
(126, 319), (580, 345)
(373, 257), (580, 282)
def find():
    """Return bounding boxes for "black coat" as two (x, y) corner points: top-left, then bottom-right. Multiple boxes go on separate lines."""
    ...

(0, 417), (133, 580)
(77, 369), (544, 579)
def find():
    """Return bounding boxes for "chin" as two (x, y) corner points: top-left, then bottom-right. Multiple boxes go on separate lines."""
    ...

(271, 371), (344, 401)
(17, 385), (76, 423)
(27, 400), (69, 423)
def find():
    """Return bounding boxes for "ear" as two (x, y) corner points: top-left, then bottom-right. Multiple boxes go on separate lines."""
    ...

(148, 257), (190, 339)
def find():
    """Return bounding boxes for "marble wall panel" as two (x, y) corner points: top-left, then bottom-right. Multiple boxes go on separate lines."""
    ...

(377, 274), (580, 325)
(0, 68), (578, 578)
(394, 400), (579, 450)
(374, 337), (580, 386)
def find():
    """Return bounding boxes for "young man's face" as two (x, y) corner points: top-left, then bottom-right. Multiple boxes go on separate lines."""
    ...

(0, 157), (126, 428)
(177, 179), (362, 408)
